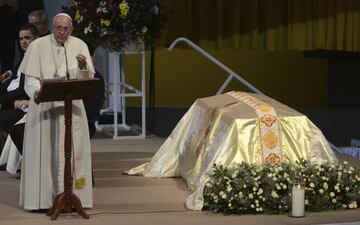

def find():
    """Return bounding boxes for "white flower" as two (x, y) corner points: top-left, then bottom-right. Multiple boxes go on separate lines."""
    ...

(251, 204), (255, 208)
(332, 198), (337, 203)
(282, 184), (287, 189)
(228, 203), (232, 208)
(345, 187), (350, 192)
(271, 190), (279, 198)
(257, 188), (263, 195)
(84, 22), (93, 34)
(349, 201), (358, 209)
(330, 192), (335, 197)
(309, 183), (315, 188)
(243, 184), (247, 188)
(226, 186), (232, 192)
(255, 200), (259, 204)
(305, 199), (309, 205)
(248, 193), (254, 199)
(276, 184), (281, 190)
(267, 173), (273, 178)
(343, 161), (348, 165)
(141, 26), (148, 34)
(319, 189), (324, 194)
(219, 191), (227, 199)
(323, 182), (328, 190)
(252, 187), (257, 192)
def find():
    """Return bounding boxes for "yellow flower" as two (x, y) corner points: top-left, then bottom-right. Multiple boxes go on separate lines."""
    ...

(100, 18), (111, 27)
(119, 1), (129, 18)
(75, 10), (81, 22)
(120, 9), (129, 18)
(119, 1), (129, 10)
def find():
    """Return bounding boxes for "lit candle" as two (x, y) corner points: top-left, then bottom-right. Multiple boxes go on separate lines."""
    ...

(291, 183), (305, 217)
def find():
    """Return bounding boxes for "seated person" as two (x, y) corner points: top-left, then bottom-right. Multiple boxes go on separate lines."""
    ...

(28, 10), (50, 37)
(0, 24), (39, 154)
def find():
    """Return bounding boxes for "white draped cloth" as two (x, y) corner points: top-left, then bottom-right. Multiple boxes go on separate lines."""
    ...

(18, 34), (95, 210)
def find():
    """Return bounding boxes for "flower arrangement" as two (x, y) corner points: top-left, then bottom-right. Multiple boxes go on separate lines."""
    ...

(63, 0), (169, 52)
(203, 159), (360, 214)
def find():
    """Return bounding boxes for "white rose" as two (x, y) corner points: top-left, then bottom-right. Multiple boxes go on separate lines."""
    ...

(323, 182), (328, 189)
(226, 186), (232, 192)
(271, 190), (279, 198)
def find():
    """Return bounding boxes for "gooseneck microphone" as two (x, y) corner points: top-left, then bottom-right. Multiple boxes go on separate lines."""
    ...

(61, 43), (70, 80)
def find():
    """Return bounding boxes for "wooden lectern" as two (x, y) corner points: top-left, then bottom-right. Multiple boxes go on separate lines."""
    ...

(35, 78), (100, 220)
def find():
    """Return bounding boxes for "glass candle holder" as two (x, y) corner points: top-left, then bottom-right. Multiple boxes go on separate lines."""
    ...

(291, 182), (305, 217)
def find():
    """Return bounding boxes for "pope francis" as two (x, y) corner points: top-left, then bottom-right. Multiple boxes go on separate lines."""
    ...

(18, 13), (94, 210)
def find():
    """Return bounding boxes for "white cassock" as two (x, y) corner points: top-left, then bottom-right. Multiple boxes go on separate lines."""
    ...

(18, 34), (95, 210)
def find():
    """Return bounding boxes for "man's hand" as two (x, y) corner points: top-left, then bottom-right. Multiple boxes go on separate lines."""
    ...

(14, 100), (29, 110)
(76, 54), (87, 70)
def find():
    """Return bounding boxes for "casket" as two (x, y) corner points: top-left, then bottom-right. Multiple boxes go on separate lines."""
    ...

(127, 91), (337, 210)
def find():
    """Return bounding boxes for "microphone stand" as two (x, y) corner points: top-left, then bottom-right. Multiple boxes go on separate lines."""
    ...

(62, 43), (70, 80)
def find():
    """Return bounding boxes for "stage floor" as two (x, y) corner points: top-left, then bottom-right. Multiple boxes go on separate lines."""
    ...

(1, 137), (360, 225)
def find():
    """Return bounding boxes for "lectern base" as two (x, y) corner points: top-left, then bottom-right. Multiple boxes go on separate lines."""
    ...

(46, 192), (89, 220)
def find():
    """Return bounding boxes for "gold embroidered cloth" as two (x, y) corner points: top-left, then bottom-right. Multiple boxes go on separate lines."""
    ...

(126, 92), (337, 210)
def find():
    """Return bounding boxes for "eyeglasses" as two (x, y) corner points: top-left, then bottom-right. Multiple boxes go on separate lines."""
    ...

(54, 26), (71, 34)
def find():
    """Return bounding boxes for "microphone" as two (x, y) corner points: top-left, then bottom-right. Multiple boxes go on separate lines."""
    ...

(61, 43), (70, 80)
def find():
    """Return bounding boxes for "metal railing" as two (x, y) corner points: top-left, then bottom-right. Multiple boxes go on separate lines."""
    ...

(168, 37), (263, 95)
